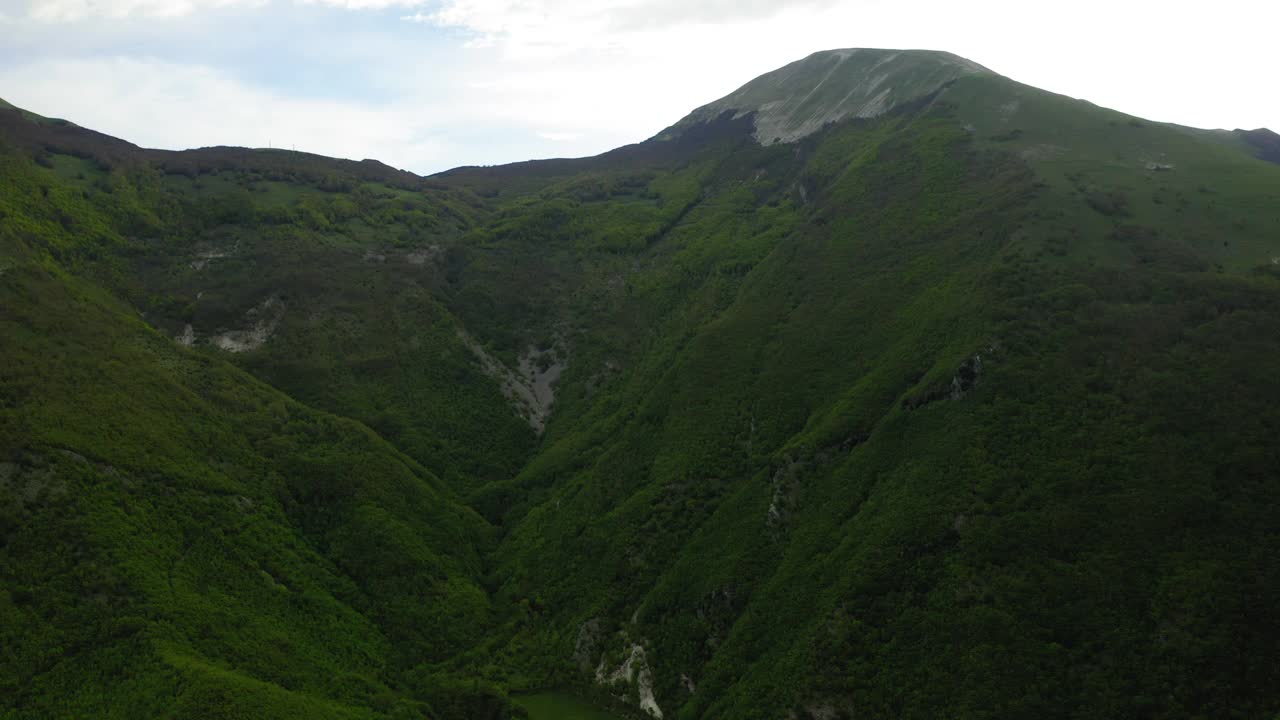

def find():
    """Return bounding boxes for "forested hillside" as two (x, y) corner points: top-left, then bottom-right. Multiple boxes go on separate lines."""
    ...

(3, 48), (1280, 719)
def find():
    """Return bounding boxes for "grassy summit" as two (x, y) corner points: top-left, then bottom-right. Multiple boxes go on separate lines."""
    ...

(657, 48), (991, 144)
(2, 49), (1280, 719)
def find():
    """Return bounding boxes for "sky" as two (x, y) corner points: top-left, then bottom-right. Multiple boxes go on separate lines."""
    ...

(0, 0), (1276, 175)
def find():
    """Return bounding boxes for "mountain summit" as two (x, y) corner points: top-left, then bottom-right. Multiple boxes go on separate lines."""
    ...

(658, 48), (991, 144)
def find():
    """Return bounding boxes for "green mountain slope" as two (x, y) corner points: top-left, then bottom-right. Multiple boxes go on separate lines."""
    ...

(0, 144), (514, 718)
(3, 48), (1280, 720)
(0, 105), (538, 494)
(474, 74), (1280, 718)
(657, 48), (990, 144)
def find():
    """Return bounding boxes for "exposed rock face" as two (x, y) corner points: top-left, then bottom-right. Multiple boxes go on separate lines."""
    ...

(656, 48), (990, 145)
(212, 295), (285, 353)
(767, 457), (807, 530)
(949, 354), (982, 400)
(189, 246), (233, 271)
(904, 350), (990, 410)
(405, 245), (442, 265)
(459, 331), (566, 434)
(596, 643), (663, 719)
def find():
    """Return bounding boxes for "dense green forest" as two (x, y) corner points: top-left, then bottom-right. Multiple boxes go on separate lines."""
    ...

(2, 49), (1280, 719)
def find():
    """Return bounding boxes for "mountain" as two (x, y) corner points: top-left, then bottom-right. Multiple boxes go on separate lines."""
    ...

(658, 48), (990, 144)
(1239, 127), (1280, 163)
(3, 49), (1280, 720)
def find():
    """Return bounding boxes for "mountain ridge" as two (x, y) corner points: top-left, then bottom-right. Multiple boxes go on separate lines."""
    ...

(4, 50), (1275, 175)
(3, 48), (1280, 720)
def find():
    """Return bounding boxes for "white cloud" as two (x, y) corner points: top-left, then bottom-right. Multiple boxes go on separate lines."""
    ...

(537, 131), (580, 142)
(25, 0), (257, 21)
(295, 0), (418, 9)
(404, 0), (838, 58)
(22, 0), (413, 21)
(0, 57), (451, 169)
(393, 0), (1280, 134)
(3, 0), (1277, 173)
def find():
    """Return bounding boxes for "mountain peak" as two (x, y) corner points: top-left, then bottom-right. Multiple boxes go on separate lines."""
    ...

(1237, 127), (1280, 164)
(658, 48), (992, 145)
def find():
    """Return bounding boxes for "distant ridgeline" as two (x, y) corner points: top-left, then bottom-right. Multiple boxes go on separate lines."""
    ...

(3, 47), (1280, 720)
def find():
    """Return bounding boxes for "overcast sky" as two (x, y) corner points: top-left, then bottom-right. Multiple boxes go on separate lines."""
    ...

(1, 0), (1275, 174)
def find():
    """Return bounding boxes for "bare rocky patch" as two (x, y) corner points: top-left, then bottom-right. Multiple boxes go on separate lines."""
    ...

(459, 331), (567, 434)
(212, 295), (285, 353)
(405, 245), (442, 265)
(189, 246), (234, 271)
(595, 643), (663, 719)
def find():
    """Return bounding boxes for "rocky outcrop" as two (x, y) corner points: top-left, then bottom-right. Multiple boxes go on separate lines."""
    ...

(212, 295), (285, 353)
(189, 246), (234, 271)
(596, 643), (663, 719)
(903, 349), (990, 410)
(766, 457), (807, 530)
(459, 331), (566, 434)
(405, 244), (442, 265)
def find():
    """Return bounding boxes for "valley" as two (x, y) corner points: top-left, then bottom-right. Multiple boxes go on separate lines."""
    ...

(2, 48), (1280, 719)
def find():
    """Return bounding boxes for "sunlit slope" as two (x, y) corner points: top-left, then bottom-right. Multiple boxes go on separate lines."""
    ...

(0, 102), (538, 495)
(943, 72), (1280, 270)
(0, 152), (512, 719)
(658, 48), (990, 144)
